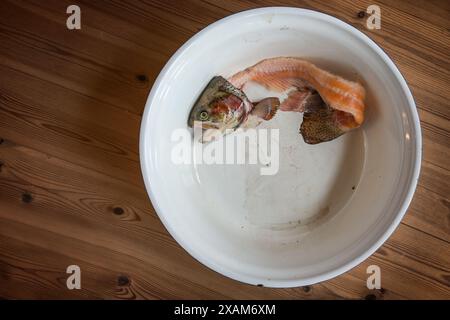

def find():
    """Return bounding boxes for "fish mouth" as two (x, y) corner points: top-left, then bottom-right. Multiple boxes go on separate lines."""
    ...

(198, 122), (219, 130)
(188, 120), (221, 130)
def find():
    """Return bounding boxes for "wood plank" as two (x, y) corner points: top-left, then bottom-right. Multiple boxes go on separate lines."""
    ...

(0, 234), (117, 300)
(0, 0), (449, 299)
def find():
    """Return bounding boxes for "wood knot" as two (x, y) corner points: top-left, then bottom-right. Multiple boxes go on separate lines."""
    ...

(0, 138), (4, 145)
(357, 11), (366, 18)
(22, 192), (33, 203)
(117, 275), (130, 287)
(136, 74), (148, 82)
(113, 207), (124, 215)
(365, 294), (377, 300)
(256, 284), (264, 287)
(303, 285), (311, 293)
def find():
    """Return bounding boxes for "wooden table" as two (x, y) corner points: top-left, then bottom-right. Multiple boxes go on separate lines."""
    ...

(0, 0), (449, 300)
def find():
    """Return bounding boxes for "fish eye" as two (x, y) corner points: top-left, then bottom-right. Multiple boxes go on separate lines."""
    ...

(199, 110), (209, 121)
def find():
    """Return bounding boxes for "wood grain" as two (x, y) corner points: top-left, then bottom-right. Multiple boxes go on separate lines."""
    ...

(0, 0), (449, 299)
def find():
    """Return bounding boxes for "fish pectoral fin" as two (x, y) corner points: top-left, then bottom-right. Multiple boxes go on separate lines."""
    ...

(250, 97), (280, 120)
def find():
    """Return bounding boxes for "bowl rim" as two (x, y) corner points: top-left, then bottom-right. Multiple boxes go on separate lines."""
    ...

(139, 7), (422, 288)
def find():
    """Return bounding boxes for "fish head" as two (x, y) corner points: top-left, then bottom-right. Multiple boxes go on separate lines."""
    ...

(188, 76), (249, 131)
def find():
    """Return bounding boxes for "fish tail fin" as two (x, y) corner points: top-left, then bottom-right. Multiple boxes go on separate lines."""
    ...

(300, 107), (350, 144)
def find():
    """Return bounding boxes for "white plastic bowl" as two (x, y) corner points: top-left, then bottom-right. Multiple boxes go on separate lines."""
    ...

(140, 7), (421, 287)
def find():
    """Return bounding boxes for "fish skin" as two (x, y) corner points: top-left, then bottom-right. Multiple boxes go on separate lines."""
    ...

(252, 97), (280, 120)
(300, 105), (346, 144)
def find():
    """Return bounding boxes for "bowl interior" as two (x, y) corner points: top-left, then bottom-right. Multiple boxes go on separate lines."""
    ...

(140, 8), (420, 286)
